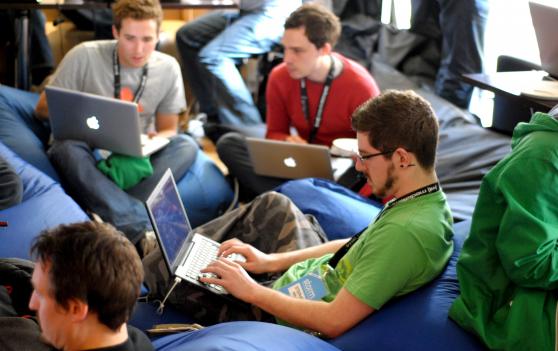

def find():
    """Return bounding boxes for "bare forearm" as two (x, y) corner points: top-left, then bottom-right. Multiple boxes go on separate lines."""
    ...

(269, 239), (348, 272)
(249, 285), (346, 338)
(155, 114), (179, 137)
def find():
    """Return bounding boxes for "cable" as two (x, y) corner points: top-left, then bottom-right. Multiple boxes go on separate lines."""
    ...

(155, 276), (182, 315)
(224, 177), (239, 213)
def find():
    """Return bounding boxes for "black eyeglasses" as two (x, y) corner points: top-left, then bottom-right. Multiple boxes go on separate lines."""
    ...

(355, 150), (393, 164)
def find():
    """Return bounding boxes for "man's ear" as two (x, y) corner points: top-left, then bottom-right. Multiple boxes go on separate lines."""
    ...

(67, 298), (89, 322)
(319, 42), (332, 56)
(393, 147), (413, 168)
(112, 25), (119, 40)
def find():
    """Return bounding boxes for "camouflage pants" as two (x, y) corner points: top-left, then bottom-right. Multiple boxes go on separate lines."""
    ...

(143, 191), (327, 326)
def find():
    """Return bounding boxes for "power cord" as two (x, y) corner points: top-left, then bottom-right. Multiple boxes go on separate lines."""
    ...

(155, 276), (182, 315)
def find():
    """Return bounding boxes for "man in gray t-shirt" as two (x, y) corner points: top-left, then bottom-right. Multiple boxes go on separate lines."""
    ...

(33, 0), (197, 253)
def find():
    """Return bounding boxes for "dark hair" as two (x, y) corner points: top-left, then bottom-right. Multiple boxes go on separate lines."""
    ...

(351, 90), (439, 170)
(31, 221), (143, 331)
(113, 0), (163, 31)
(284, 3), (341, 48)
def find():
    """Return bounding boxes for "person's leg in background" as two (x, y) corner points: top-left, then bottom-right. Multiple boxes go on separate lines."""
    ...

(177, 9), (289, 126)
(176, 11), (239, 123)
(410, 0), (488, 108)
(435, 0), (488, 109)
(48, 140), (151, 246)
(217, 132), (285, 200)
(126, 134), (198, 201)
(29, 10), (55, 86)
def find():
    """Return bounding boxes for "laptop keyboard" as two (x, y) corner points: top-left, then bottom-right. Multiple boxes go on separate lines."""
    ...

(182, 237), (226, 293)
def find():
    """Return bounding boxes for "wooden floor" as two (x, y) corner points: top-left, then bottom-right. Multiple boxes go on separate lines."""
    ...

(199, 136), (228, 175)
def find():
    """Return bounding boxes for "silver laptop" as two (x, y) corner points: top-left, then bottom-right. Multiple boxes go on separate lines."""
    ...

(530, 1), (558, 78)
(145, 169), (244, 295)
(45, 86), (169, 157)
(246, 137), (335, 180)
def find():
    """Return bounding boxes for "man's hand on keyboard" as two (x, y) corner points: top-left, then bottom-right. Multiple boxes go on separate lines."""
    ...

(218, 238), (276, 274)
(199, 257), (259, 301)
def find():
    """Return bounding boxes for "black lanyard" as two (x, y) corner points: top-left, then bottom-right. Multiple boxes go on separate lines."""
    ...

(113, 44), (148, 103)
(300, 55), (335, 143)
(328, 182), (441, 269)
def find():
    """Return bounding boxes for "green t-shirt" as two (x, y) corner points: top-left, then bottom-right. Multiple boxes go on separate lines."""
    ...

(273, 190), (454, 312)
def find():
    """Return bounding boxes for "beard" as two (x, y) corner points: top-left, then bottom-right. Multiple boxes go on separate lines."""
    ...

(373, 163), (396, 199)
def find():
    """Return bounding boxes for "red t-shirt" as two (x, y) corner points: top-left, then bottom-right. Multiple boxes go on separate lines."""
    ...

(265, 53), (380, 147)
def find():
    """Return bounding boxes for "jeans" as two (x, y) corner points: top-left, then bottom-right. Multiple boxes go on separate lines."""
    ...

(410, 0), (488, 108)
(176, 1), (299, 126)
(48, 135), (198, 244)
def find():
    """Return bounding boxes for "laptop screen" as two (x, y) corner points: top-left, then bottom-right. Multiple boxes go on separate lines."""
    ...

(530, 1), (558, 78)
(145, 170), (191, 266)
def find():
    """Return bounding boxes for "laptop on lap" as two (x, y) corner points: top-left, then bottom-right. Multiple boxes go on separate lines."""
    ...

(145, 169), (245, 295)
(245, 138), (336, 180)
(45, 86), (169, 157)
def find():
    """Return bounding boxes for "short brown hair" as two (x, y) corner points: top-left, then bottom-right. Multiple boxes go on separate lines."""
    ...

(112, 0), (163, 31)
(31, 222), (143, 331)
(351, 90), (439, 170)
(284, 3), (341, 49)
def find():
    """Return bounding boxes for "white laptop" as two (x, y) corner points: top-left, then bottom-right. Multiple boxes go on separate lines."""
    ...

(145, 169), (245, 295)
(530, 1), (558, 79)
(246, 138), (336, 180)
(45, 86), (169, 157)
(520, 2), (558, 100)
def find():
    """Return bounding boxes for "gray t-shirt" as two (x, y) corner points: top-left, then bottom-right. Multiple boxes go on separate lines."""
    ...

(49, 40), (186, 133)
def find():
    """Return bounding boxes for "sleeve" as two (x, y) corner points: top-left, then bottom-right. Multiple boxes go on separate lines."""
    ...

(49, 44), (89, 91)
(344, 223), (425, 309)
(155, 58), (186, 115)
(495, 156), (558, 289)
(265, 68), (291, 141)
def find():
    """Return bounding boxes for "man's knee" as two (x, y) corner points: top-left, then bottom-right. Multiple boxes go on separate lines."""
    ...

(216, 132), (246, 162)
(48, 139), (90, 163)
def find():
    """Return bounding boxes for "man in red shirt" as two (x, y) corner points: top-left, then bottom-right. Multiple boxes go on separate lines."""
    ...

(217, 3), (380, 199)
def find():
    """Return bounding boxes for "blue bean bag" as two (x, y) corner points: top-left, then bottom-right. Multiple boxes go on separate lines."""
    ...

(275, 178), (382, 240)
(0, 141), (89, 259)
(153, 322), (341, 351)
(329, 220), (486, 351)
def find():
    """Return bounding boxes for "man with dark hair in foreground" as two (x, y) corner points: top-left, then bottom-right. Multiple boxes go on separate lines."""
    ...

(29, 221), (153, 350)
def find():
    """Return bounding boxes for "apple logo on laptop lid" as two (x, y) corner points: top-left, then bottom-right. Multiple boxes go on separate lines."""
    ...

(283, 157), (297, 168)
(86, 116), (100, 130)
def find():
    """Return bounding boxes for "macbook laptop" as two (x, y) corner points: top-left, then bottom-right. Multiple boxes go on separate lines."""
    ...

(145, 169), (244, 295)
(529, 1), (558, 78)
(246, 138), (335, 180)
(45, 86), (169, 157)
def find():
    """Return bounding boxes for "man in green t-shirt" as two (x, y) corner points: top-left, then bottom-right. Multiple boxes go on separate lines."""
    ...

(149, 90), (453, 337)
